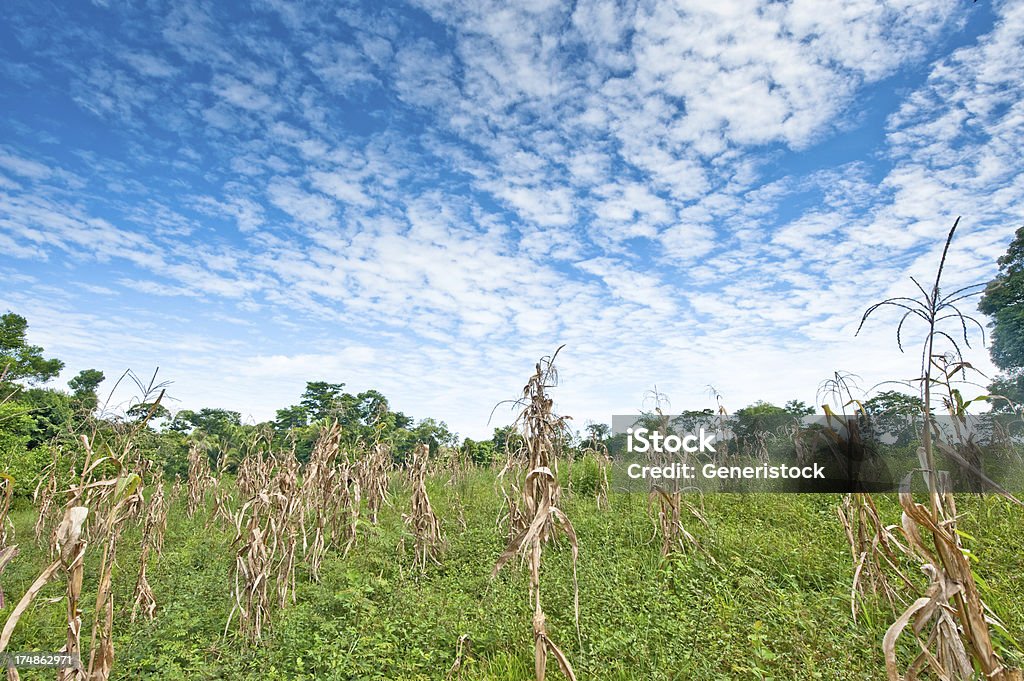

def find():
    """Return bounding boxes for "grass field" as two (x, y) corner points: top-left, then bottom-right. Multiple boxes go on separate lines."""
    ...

(3, 468), (1022, 680)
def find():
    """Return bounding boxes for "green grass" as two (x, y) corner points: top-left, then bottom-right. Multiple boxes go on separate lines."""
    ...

(1, 470), (1022, 680)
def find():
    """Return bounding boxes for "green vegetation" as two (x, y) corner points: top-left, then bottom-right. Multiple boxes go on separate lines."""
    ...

(1, 476), (1022, 680)
(981, 225), (1024, 407)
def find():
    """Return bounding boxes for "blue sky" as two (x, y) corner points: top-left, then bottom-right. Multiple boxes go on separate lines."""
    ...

(1, 0), (1022, 438)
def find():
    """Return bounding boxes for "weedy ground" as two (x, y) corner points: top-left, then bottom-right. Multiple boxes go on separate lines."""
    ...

(2, 468), (1022, 680)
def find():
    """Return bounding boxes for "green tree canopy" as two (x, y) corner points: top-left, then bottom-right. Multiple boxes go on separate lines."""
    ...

(275, 404), (308, 430)
(0, 312), (64, 389)
(69, 368), (105, 412)
(300, 381), (346, 421)
(979, 225), (1024, 405)
(979, 225), (1024, 371)
(168, 407), (241, 437)
(126, 401), (171, 422)
(584, 422), (611, 442)
(863, 390), (925, 446)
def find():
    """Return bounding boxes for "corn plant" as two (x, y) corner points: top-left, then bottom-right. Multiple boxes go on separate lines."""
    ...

(358, 441), (391, 524)
(0, 506), (88, 681)
(0, 474), (15, 613)
(303, 423), (342, 581)
(641, 393), (709, 559)
(226, 495), (273, 641)
(493, 347), (579, 681)
(300, 423), (361, 572)
(32, 449), (62, 550)
(186, 443), (214, 518)
(402, 443), (444, 570)
(496, 431), (529, 543)
(1, 428), (141, 681)
(131, 478), (163, 623)
(82, 449), (143, 680)
(857, 217), (1022, 681)
(836, 490), (914, 618)
(271, 450), (303, 610)
(0, 474), (11, 545)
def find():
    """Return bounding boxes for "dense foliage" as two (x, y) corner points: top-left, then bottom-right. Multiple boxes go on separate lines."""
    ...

(980, 225), (1024, 406)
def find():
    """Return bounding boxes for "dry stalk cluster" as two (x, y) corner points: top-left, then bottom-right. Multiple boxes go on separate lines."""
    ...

(227, 426), (364, 640)
(402, 443), (444, 570)
(644, 404), (710, 559)
(0, 474), (15, 612)
(493, 348), (580, 681)
(358, 442), (391, 524)
(303, 423), (361, 581)
(226, 449), (300, 642)
(1, 432), (146, 681)
(130, 470), (167, 623)
(881, 458), (1021, 681)
(186, 443), (214, 518)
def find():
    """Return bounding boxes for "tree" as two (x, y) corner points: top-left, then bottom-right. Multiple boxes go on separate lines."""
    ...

(979, 225), (1024, 371)
(18, 388), (73, 447)
(126, 401), (171, 422)
(275, 404), (308, 430)
(69, 368), (105, 412)
(462, 437), (495, 465)
(355, 389), (389, 427)
(734, 401), (789, 435)
(490, 425), (523, 456)
(584, 422), (610, 442)
(783, 400), (815, 417)
(0, 312), (64, 389)
(979, 225), (1024, 405)
(167, 408), (241, 438)
(396, 418), (457, 460)
(300, 381), (346, 421)
(863, 390), (925, 446)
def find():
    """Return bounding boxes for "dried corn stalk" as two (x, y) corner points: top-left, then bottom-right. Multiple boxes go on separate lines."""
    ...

(0, 545), (16, 612)
(131, 482), (163, 623)
(402, 444), (444, 570)
(645, 405), (708, 558)
(303, 423), (359, 579)
(0, 474), (12, 584)
(226, 448), (312, 640)
(207, 485), (235, 530)
(57, 506), (89, 681)
(32, 463), (59, 549)
(303, 426), (337, 582)
(359, 442), (391, 524)
(226, 496), (273, 641)
(857, 218), (1022, 680)
(883, 464), (1021, 681)
(837, 492), (913, 619)
(493, 347), (580, 681)
(85, 469), (143, 680)
(496, 435), (529, 542)
(186, 443), (213, 518)
(0, 506), (89, 681)
(271, 451), (303, 609)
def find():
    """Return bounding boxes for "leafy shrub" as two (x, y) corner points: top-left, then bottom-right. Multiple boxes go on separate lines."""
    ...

(571, 453), (603, 495)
